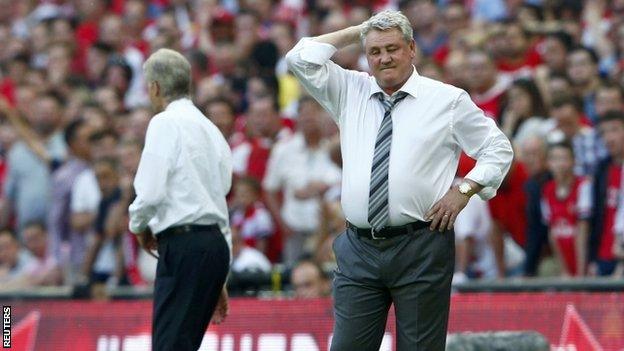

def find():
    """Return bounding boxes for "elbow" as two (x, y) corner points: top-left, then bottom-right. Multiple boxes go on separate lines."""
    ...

(285, 50), (298, 71)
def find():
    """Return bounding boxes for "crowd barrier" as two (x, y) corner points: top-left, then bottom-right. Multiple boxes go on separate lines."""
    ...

(2, 292), (623, 350)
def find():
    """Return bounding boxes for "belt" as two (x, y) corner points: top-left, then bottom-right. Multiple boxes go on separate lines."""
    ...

(158, 224), (220, 240)
(347, 221), (429, 240)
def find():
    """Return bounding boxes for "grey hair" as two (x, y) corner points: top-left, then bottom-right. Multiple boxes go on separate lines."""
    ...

(360, 10), (414, 45)
(143, 48), (191, 101)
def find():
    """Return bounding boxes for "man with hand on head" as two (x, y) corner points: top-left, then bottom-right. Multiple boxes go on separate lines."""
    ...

(286, 10), (513, 350)
(128, 48), (232, 351)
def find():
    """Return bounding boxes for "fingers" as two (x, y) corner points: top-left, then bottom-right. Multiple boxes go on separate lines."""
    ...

(425, 202), (441, 221)
(438, 212), (450, 233)
(429, 208), (443, 231)
(447, 211), (459, 231)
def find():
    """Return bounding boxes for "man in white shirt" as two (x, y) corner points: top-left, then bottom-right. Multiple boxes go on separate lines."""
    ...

(128, 49), (232, 351)
(286, 10), (513, 350)
(264, 96), (342, 265)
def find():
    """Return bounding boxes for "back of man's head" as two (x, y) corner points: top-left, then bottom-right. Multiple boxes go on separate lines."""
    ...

(143, 48), (191, 102)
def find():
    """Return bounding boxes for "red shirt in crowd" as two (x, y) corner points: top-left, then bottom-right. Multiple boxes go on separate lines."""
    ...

(488, 162), (529, 247)
(598, 165), (622, 261)
(541, 176), (585, 275)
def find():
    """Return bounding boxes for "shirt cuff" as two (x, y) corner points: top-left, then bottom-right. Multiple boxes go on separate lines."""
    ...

(299, 38), (338, 66)
(465, 166), (503, 201)
(128, 218), (146, 235)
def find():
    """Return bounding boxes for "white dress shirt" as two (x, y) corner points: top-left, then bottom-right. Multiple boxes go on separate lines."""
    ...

(129, 98), (233, 248)
(286, 38), (513, 228)
(263, 133), (342, 231)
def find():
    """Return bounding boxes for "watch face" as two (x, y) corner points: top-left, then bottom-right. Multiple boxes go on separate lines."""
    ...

(459, 183), (470, 194)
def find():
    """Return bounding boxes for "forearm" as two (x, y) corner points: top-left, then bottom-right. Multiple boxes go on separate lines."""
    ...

(577, 221), (589, 276)
(71, 212), (96, 232)
(312, 25), (362, 50)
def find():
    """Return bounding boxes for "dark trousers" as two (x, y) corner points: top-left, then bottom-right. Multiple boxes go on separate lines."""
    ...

(330, 227), (454, 351)
(152, 225), (230, 351)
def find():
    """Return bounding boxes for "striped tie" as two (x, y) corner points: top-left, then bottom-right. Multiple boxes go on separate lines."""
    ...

(368, 91), (408, 231)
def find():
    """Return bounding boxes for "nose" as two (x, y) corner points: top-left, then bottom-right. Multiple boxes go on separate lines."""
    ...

(380, 51), (392, 65)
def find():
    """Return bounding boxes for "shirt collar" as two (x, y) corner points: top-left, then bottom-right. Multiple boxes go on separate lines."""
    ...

(165, 97), (193, 111)
(369, 66), (419, 100)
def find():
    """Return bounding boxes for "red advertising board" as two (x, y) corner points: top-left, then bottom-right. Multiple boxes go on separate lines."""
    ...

(3, 292), (624, 351)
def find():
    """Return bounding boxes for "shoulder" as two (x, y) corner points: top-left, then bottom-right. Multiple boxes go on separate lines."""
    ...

(417, 76), (463, 99)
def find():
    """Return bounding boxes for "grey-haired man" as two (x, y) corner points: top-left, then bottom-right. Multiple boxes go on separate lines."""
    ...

(286, 10), (513, 350)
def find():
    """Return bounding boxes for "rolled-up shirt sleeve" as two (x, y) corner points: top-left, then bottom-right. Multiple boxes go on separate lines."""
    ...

(285, 38), (348, 122)
(452, 91), (514, 200)
(128, 115), (179, 234)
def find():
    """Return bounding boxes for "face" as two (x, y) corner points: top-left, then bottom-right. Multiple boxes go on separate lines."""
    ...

(234, 182), (257, 208)
(291, 263), (327, 299)
(23, 225), (46, 258)
(551, 104), (580, 139)
(595, 88), (623, 117)
(547, 147), (575, 179)
(95, 162), (119, 195)
(443, 5), (467, 34)
(567, 50), (597, 86)
(543, 37), (567, 72)
(118, 143), (141, 176)
(466, 52), (496, 92)
(504, 25), (527, 57)
(247, 99), (278, 137)
(507, 86), (532, 117)
(207, 102), (235, 139)
(72, 124), (94, 160)
(34, 97), (61, 136)
(0, 233), (18, 267)
(599, 119), (624, 159)
(520, 138), (547, 176)
(364, 28), (416, 95)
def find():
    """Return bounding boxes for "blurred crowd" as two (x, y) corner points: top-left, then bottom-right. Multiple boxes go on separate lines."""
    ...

(0, 0), (623, 299)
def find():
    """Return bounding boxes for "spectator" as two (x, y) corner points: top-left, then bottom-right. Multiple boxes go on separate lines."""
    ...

(47, 119), (100, 285)
(550, 94), (608, 176)
(264, 98), (341, 265)
(230, 176), (275, 254)
(290, 258), (330, 299)
(566, 47), (602, 123)
(205, 97), (242, 147)
(1, 91), (66, 231)
(0, 229), (34, 291)
(21, 221), (62, 286)
(400, 0), (447, 57)
(232, 95), (292, 181)
(454, 191), (497, 282)
(465, 49), (511, 120)
(500, 78), (553, 147)
(520, 136), (553, 277)
(541, 141), (588, 277)
(84, 158), (123, 287)
(594, 82), (624, 118)
(584, 111), (624, 276)
(230, 224), (272, 275)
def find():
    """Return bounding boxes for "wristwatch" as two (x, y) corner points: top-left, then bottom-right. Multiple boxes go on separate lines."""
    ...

(458, 181), (475, 198)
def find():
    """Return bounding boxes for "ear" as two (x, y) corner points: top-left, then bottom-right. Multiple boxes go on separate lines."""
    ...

(409, 40), (416, 59)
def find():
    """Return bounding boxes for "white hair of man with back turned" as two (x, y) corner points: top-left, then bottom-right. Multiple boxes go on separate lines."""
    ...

(359, 10), (414, 44)
(143, 48), (191, 102)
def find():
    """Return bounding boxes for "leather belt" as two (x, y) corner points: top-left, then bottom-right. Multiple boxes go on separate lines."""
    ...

(158, 224), (219, 239)
(347, 221), (429, 240)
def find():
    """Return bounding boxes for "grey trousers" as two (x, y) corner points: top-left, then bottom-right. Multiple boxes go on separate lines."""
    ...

(330, 226), (454, 351)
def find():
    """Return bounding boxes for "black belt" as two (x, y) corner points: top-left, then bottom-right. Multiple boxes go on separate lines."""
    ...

(158, 224), (220, 240)
(347, 221), (429, 240)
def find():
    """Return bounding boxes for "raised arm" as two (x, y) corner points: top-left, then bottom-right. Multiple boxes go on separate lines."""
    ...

(285, 25), (367, 122)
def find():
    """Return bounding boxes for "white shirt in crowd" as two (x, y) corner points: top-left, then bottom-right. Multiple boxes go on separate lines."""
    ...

(71, 169), (101, 214)
(263, 133), (342, 232)
(454, 196), (497, 279)
(285, 38), (514, 228)
(231, 247), (272, 274)
(129, 98), (233, 250)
